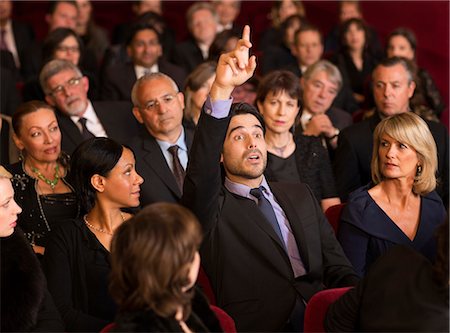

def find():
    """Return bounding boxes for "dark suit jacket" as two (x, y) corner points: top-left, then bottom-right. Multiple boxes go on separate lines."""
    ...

(334, 111), (449, 203)
(11, 20), (35, 77)
(128, 125), (194, 206)
(100, 60), (187, 101)
(56, 101), (139, 155)
(182, 110), (358, 332)
(172, 38), (205, 75)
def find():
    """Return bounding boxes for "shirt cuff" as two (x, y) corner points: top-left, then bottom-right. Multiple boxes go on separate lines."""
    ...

(205, 96), (233, 119)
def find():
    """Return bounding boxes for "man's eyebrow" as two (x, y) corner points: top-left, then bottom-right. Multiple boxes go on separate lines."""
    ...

(228, 124), (263, 137)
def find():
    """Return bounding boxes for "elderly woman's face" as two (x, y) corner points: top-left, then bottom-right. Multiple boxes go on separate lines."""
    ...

(345, 23), (365, 51)
(54, 35), (80, 65)
(378, 133), (419, 181)
(257, 90), (299, 135)
(387, 35), (415, 61)
(14, 108), (61, 165)
(0, 178), (22, 237)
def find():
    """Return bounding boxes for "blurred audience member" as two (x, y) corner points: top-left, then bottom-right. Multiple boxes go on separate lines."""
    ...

(183, 61), (216, 128)
(101, 23), (186, 101)
(173, 2), (218, 74)
(259, 0), (305, 51)
(297, 60), (352, 152)
(75, 0), (110, 65)
(332, 18), (379, 108)
(110, 203), (223, 332)
(7, 101), (78, 256)
(213, 0), (241, 33)
(23, 28), (99, 101)
(324, 0), (382, 57)
(208, 28), (240, 61)
(256, 70), (341, 211)
(231, 76), (259, 105)
(0, 0), (35, 75)
(261, 14), (305, 75)
(43, 137), (143, 332)
(386, 27), (445, 117)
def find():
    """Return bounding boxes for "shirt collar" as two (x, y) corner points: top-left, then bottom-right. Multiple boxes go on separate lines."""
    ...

(134, 64), (159, 79)
(70, 100), (93, 123)
(224, 176), (271, 203)
(156, 126), (187, 152)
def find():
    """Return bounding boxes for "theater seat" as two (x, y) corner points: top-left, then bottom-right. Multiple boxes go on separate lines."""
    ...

(303, 287), (352, 332)
(324, 203), (346, 235)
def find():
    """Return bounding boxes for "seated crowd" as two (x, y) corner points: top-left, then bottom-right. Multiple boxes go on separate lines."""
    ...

(1, 0), (448, 332)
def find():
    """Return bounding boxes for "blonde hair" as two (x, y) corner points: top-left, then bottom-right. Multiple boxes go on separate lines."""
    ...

(0, 166), (12, 179)
(371, 112), (437, 195)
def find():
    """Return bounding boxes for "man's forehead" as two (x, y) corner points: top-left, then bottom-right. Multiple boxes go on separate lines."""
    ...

(228, 114), (262, 130)
(309, 71), (337, 87)
(49, 69), (77, 84)
(374, 65), (408, 81)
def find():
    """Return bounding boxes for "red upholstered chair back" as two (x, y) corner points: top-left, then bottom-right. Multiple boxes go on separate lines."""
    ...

(324, 203), (346, 234)
(303, 287), (352, 332)
(211, 305), (237, 333)
(197, 265), (216, 305)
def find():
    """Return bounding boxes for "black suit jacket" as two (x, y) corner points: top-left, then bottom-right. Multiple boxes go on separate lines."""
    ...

(128, 125), (194, 206)
(334, 111), (449, 203)
(182, 110), (358, 331)
(56, 101), (139, 155)
(173, 38), (205, 74)
(11, 20), (35, 77)
(100, 60), (187, 101)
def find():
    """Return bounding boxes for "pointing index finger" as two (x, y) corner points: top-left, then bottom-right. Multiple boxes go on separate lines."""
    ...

(242, 25), (250, 43)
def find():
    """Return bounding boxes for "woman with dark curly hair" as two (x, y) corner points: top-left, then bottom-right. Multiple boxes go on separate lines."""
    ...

(110, 202), (223, 332)
(43, 137), (143, 332)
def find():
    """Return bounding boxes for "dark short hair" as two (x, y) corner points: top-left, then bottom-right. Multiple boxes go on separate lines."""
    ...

(42, 28), (84, 65)
(110, 203), (202, 319)
(68, 138), (126, 214)
(256, 70), (301, 108)
(12, 100), (56, 135)
(294, 23), (323, 46)
(47, 1), (77, 15)
(229, 102), (265, 133)
(373, 56), (416, 84)
(387, 27), (417, 52)
(126, 22), (161, 46)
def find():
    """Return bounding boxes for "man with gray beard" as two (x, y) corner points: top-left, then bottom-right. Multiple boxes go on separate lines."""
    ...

(40, 59), (139, 154)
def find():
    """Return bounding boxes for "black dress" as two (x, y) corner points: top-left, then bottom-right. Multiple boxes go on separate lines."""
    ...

(6, 162), (79, 248)
(265, 135), (338, 202)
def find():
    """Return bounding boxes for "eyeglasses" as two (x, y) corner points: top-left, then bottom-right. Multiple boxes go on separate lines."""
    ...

(49, 77), (83, 96)
(56, 45), (80, 53)
(140, 93), (177, 112)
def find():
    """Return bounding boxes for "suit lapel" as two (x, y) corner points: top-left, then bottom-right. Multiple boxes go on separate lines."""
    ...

(57, 113), (83, 148)
(141, 132), (181, 197)
(270, 184), (310, 271)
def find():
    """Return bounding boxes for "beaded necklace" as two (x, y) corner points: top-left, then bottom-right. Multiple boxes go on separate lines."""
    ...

(83, 213), (125, 236)
(31, 164), (60, 190)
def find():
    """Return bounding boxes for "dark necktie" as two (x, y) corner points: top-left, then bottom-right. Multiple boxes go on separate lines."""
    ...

(250, 186), (285, 245)
(0, 29), (8, 51)
(168, 145), (185, 192)
(78, 118), (95, 140)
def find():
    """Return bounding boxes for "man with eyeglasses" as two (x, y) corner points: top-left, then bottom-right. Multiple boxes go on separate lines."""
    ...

(101, 22), (186, 102)
(40, 59), (139, 154)
(128, 72), (193, 206)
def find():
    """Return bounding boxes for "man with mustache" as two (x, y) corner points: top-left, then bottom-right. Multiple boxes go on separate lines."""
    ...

(40, 59), (139, 154)
(182, 26), (359, 332)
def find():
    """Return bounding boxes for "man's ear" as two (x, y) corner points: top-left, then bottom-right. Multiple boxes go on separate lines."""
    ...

(407, 80), (416, 98)
(132, 107), (144, 124)
(91, 174), (105, 192)
(220, 153), (224, 163)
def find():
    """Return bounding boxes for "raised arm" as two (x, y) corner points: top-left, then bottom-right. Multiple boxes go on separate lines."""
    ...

(182, 26), (256, 232)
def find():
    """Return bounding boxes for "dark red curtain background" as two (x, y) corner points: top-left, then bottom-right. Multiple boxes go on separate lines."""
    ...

(13, 1), (449, 125)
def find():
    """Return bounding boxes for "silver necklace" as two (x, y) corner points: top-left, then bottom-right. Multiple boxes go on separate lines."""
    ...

(83, 213), (125, 236)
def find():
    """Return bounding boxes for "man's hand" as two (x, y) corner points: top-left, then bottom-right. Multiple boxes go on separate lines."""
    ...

(303, 114), (334, 137)
(210, 25), (257, 101)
